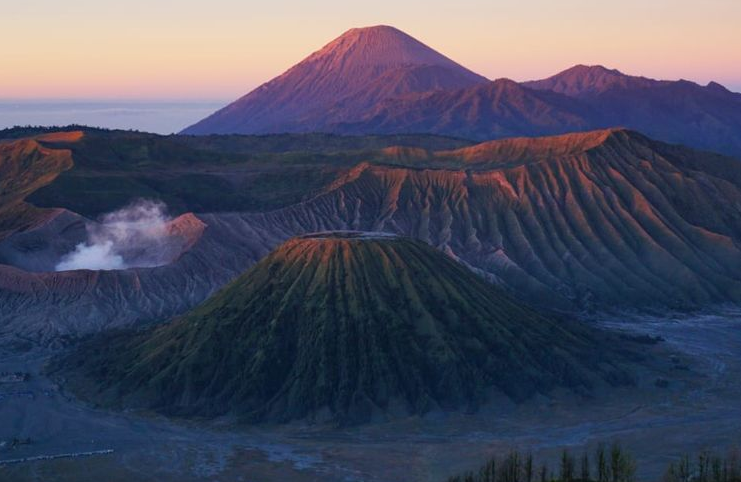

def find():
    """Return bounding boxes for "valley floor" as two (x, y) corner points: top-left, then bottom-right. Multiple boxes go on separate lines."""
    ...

(1, 310), (740, 482)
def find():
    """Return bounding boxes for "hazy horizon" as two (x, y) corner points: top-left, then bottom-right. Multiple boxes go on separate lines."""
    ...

(3, 0), (740, 100)
(0, 100), (227, 134)
(3, 68), (740, 103)
(5, 60), (741, 134)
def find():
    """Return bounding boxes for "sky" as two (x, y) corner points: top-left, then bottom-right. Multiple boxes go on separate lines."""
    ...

(2, 0), (740, 100)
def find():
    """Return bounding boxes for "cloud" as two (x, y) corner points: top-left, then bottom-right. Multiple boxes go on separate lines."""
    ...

(55, 199), (173, 271)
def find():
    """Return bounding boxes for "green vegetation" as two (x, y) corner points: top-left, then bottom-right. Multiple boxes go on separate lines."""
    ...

(1, 126), (472, 218)
(55, 233), (637, 425)
(663, 450), (741, 482)
(446, 444), (637, 482)
(447, 445), (741, 482)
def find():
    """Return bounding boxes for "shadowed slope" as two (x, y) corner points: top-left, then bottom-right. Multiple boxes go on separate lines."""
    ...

(57, 233), (634, 424)
(523, 65), (657, 96)
(524, 65), (741, 156)
(335, 79), (595, 140)
(18, 127), (471, 218)
(334, 68), (741, 157)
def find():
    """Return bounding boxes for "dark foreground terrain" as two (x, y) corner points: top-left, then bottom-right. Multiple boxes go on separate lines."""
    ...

(1, 309), (740, 482)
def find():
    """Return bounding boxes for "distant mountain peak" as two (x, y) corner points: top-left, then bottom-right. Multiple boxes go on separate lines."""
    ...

(344, 24), (398, 33)
(181, 30), (741, 158)
(706, 81), (731, 93)
(564, 64), (624, 75)
(334, 24), (410, 42)
(295, 24), (484, 79)
(523, 64), (653, 97)
(181, 25), (487, 135)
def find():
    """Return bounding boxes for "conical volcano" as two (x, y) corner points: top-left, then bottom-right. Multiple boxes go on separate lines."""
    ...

(181, 25), (487, 135)
(58, 232), (634, 424)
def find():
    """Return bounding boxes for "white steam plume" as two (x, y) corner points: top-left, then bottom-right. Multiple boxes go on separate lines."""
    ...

(55, 199), (173, 271)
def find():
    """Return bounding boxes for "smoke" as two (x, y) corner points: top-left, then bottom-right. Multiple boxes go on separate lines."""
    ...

(55, 199), (174, 271)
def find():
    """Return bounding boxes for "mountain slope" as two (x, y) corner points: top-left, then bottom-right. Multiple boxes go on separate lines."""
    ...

(348, 130), (741, 307)
(334, 65), (741, 155)
(0, 134), (75, 238)
(0, 130), (471, 342)
(335, 78), (595, 139)
(524, 65), (741, 156)
(181, 25), (487, 135)
(4, 129), (741, 342)
(183, 24), (741, 157)
(522, 64), (657, 96)
(57, 232), (634, 424)
(227, 128), (741, 309)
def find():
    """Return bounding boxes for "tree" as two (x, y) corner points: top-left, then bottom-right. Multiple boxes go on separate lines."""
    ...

(500, 450), (521, 482)
(525, 453), (534, 482)
(676, 454), (691, 482)
(581, 451), (591, 481)
(607, 443), (635, 482)
(479, 458), (496, 482)
(596, 444), (610, 482)
(610, 444), (621, 482)
(699, 451), (712, 482)
(664, 462), (679, 482)
(711, 455), (723, 482)
(561, 450), (575, 482)
(727, 448), (741, 482)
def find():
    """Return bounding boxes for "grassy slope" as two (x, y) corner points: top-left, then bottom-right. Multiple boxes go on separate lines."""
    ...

(58, 234), (636, 424)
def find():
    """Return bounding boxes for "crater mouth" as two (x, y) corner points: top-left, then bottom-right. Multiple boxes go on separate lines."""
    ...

(0, 206), (206, 273)
(298, 230), (400, 240)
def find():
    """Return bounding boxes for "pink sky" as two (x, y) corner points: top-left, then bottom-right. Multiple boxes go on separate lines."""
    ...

(2, 0), (739, 100)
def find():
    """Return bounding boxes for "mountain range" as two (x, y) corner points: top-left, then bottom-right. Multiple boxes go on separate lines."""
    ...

(3, 18), (741, 466)
(183, 26), (741, 158)
(3, 127), (741, 341)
